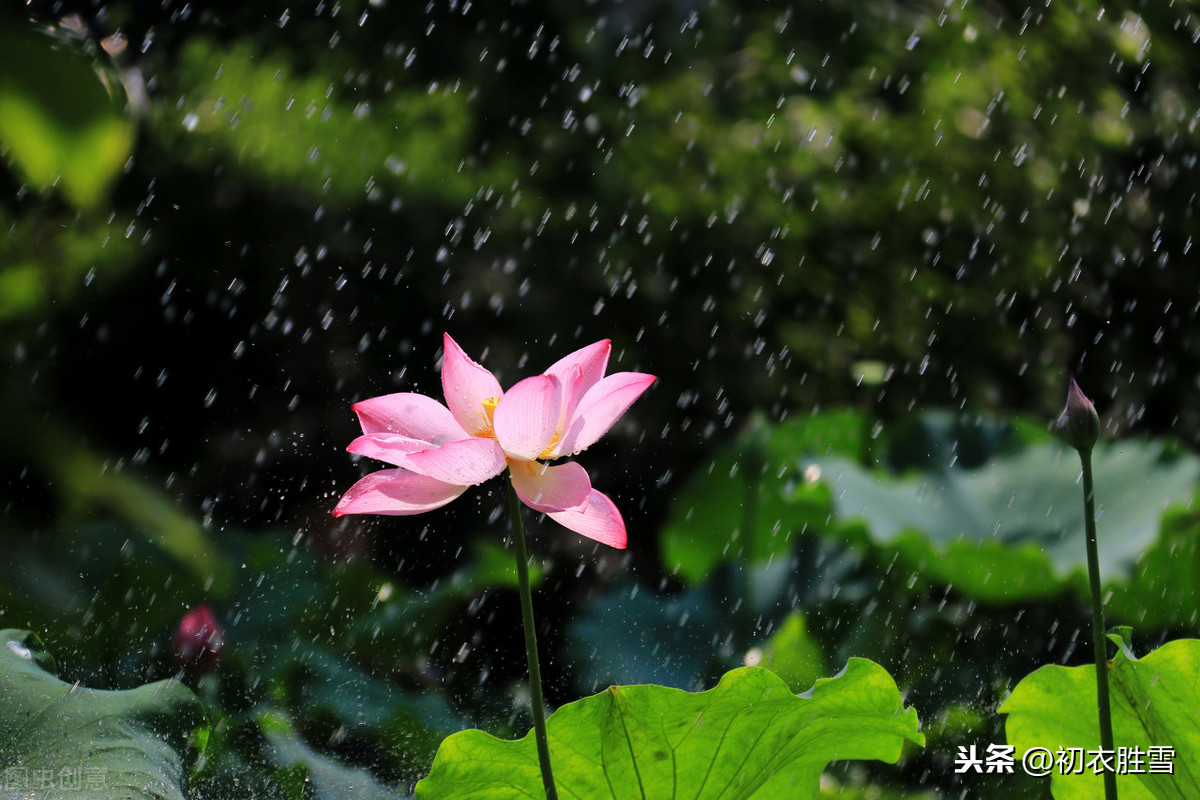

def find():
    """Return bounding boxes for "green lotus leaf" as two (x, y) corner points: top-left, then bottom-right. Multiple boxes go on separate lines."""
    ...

(416, 660), (923, 799)
(1001, 635), (1200, 799)
(814, 438), (1200, 603)
(0, 629), (205, 800)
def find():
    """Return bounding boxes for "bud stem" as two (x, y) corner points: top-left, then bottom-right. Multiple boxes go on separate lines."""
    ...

(1079, 449), (1118, 800)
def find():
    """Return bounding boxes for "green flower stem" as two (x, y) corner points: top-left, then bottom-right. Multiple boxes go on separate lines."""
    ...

(1079, 449), (1118, 800)
(506, 478), (558, 800)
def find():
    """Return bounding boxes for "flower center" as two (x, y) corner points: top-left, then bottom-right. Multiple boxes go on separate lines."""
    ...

(477, 396), (501, 438)
(537, 432), (559, 461)
(477, 396), (559, 459)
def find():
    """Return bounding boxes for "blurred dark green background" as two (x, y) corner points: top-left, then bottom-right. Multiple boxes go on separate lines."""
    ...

(6, 0), (1198, 533)
(2, 1), (1197, 796)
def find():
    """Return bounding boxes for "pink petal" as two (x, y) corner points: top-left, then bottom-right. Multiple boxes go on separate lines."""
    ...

(545, 341), (611, 437)
(348, 433), (428, 466)
(353, 393), (468, 444)
(441, 334), (504, 436)
(332, 469), (466, 517)
(492, 375), (561, 460)
(403, 437), (507, 486)
(554, 372), (657, 456)
(509, 460), (591, 513)
(548, 364), (584, 441)
(544, 340), (610, 395)
(545, 488), (628, 549)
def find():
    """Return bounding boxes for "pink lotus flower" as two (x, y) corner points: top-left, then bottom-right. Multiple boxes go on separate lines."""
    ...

(333, 334), (656, 549)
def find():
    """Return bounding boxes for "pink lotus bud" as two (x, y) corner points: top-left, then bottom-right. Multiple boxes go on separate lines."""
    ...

(174, 604), (224, 673)
(1056, 378), (1100, 452)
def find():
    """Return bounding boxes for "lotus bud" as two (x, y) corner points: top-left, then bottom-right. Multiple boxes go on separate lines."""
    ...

(174, 603), (224, 674)
(1056, 378), (1100, 452)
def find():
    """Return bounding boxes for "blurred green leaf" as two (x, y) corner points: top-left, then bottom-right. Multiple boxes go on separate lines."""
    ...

(1002, 636), (1200, 799)
(0, 387), (231, 595)
(416, 661), (923, 799)
(0, 264), (47, 318)
(261, 712), (412, 800)
(0, 208), (143, 324)
(0, 629), (204, 800)
(755, 612), (826, 693)
(0, 523), (209, 685)
(661, 411), (863, 583)
(565, 577), (724, 692)
(189, 715), (308, 800)
(162, 40), (484, 202)
(0, 26), (133, 210)
(469, 538), (543, 589)
(279, 648), (463, 773)
(347, 538), (542, 667)
(1106, 505), (1200, 629)
(567, 538), (871, 694)
(814, 438), (1200, 604)
(57, 446), (232, 594)
(671, 411), (1200, 617)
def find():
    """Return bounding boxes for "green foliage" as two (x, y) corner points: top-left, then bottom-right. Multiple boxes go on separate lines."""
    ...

(0, 522), (210, 685)
(6, 0), (1200, 796)
(416, 661), (923, 800)
(755, 612), (827, 693)
(662, 410), (1200, 625)
(0, 26), (133, 210)
(0, 210), (141, 324)
(814, 438), (1200, 604)
(0, 391), (231, 593)
(661, 411), (863, 583)
(1107, 506), (1200, 629)
(0, 518), (541, 793)
(263, 723), (411, 800)
(567, 538), (869, 694)
(159, 40), (485, 203)
(1002, 633), (1200, 799)
(192, 705), (412, 800)
(0, 629), (204, 800)
(191, 706), (412, 800)
(211, 530), (539, 786)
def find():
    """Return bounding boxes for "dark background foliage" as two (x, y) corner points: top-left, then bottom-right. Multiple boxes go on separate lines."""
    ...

(2, 0), (1198, 796)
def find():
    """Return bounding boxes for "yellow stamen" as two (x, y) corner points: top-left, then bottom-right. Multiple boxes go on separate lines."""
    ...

(478, 396), (559, 458)
(477, 396), (501, 438)
(537, 432), (560, 460)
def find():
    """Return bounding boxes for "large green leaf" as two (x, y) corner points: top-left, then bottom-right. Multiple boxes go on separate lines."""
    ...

(659, 411), (1048, 586)
(663, 410), (1200, 610)
(0, 629), (204, 800)
(0, 26), (133, 210)
(815, 439), (1200, 603)
(1001, 635), (1200, 799)
(415, 661), (923, 799)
